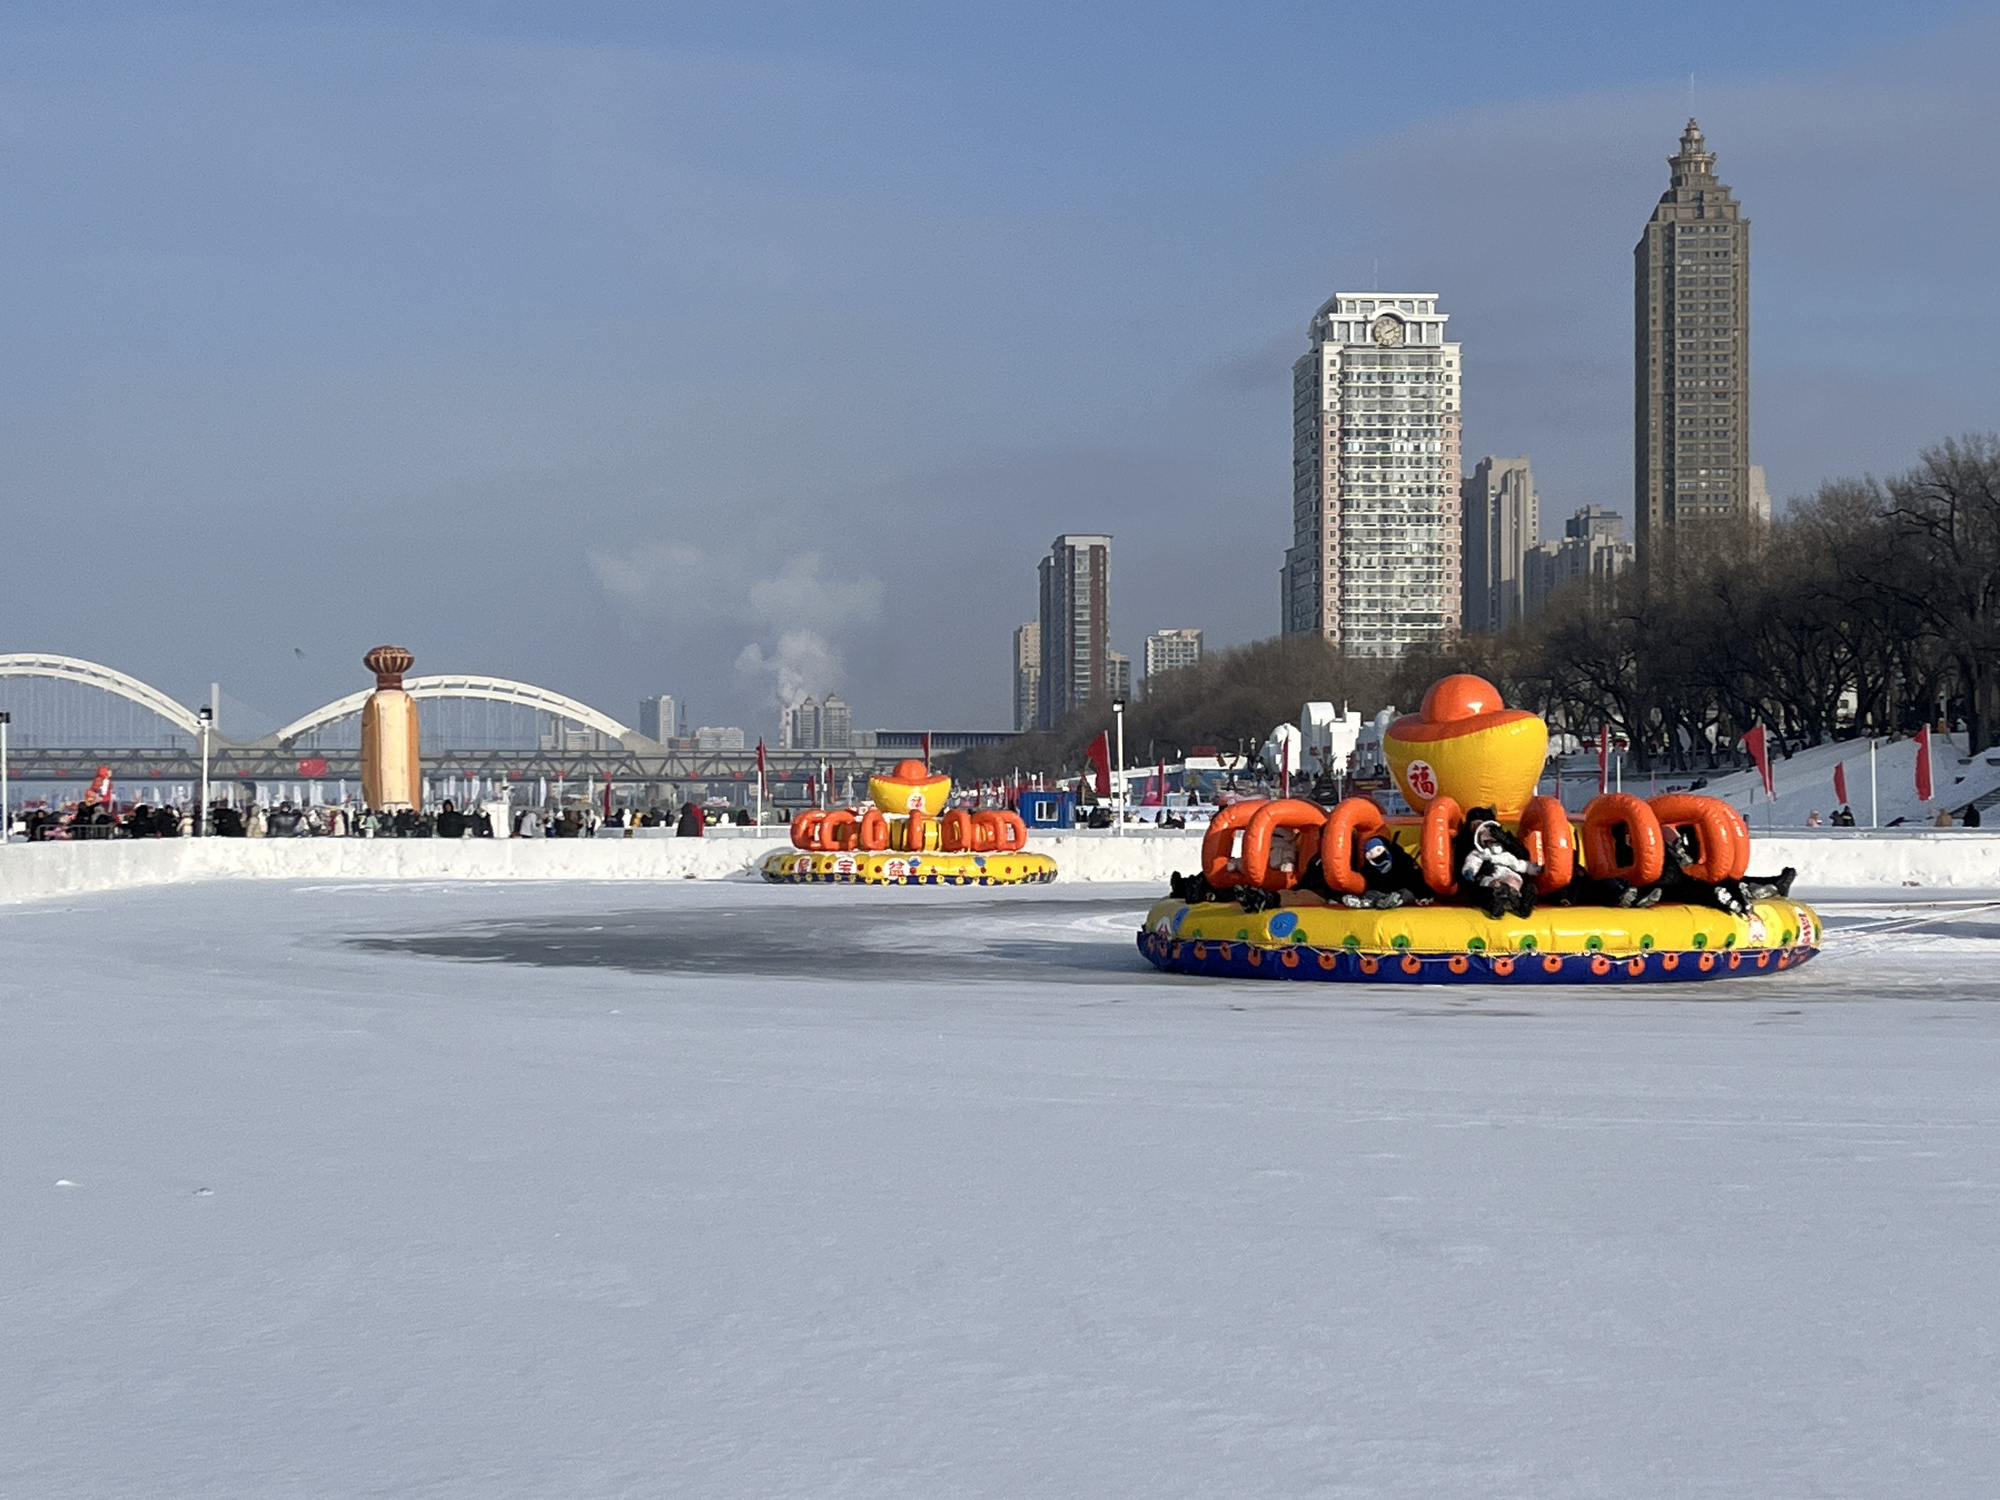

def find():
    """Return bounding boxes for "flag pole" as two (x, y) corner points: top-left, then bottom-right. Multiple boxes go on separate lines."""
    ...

(1870, 738), (1878, 828)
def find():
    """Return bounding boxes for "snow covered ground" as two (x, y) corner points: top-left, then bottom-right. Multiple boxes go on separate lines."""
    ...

(4, 879), (1999, 1497)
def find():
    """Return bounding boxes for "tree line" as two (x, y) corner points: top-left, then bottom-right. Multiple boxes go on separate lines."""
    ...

(950, 433), (2000, 783)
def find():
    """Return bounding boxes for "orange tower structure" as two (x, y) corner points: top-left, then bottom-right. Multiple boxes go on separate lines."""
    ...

(360, 645), (422, 811)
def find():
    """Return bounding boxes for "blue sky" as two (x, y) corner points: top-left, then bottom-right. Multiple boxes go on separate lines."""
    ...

(1, 1), (1995, 735)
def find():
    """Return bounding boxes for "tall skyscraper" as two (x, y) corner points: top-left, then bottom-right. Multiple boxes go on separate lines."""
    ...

(1635, 120), (1751, 562)
(637, 694), (677, 743)
(1282, 294), (1462, 655)
(1037, 534), (1110, 729)
(1012, 623), (1041, 733)
(1461, 456), (1540, 634)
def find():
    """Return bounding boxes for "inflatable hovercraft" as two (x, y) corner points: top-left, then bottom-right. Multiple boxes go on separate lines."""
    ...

(1139, 675), (1820, 985)
(762, 760), (1058, 886)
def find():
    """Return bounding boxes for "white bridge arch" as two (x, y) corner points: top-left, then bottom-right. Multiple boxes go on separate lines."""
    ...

(0, 653), (204, 738)
(267, 675), (647, 750)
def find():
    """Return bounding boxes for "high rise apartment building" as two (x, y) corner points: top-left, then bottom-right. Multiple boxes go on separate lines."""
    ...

(1635, 120), (1751, 562)
(1282, 294), (1462, 655)
(786, 695), (851, 751)
(1012, 623), (1041, 733)
(1142, 628), (1203, 689)
(1036, 534), (1110, 729)
(1461, 456), (1540, 634)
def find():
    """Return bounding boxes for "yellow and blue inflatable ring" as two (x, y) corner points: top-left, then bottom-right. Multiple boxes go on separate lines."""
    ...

(762, 848), (1057, 887)
(1138, 897), (1820, 984)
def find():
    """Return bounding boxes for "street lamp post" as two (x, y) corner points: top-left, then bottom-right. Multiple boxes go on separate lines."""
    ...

(1112, 698), (1126, 837)
(197, 705), (213, 837)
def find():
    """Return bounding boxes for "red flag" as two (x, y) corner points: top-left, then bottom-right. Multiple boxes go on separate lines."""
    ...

(1833, 760), (1848, 808)
(602, 781), (611, 818)
(1916, 725), (1934, 801)
(1743, 725), (1775, 797)
(1597, 726), (1610, 794)
(1144, 759), (1165, 806)
(921, 731), (932, 770)
(756, 737), (767, 777)
(1086, 732), (1111, 797)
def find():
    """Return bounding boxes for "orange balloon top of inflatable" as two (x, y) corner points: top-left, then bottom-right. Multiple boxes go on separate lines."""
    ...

(1383, 674), (1549, 818)
(1390, 674), (1538, 742)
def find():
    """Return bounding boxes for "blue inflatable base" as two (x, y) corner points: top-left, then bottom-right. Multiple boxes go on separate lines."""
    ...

(1137, 929), (1819, 984)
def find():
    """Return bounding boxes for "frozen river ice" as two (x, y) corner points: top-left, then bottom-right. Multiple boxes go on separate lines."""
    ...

(4, 878), (1999, 1497)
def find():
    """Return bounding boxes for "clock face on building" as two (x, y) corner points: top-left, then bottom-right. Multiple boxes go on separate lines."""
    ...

(1371, 314), (1405, 347)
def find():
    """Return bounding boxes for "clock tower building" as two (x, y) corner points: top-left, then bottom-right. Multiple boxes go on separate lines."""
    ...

(1281, 293), (1462, 654)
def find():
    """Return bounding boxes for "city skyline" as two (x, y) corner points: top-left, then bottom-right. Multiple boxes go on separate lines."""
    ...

(0, 7), (1991, 730)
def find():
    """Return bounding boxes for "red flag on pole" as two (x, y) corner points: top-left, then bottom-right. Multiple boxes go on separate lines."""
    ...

(921, 731), (932, 770)
(1743, 725), (1775, 797)
(1086, 732), (1111, 797)
(1833, 760), (1848, 809)
(756, 737), (766, 777)
(1915, 725), (1934, 801)
(1597, 726), (1610, 794)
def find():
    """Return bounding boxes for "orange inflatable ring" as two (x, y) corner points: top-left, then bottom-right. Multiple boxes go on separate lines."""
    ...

(903, 808), (929, 853)
(857, 807), (890, 852)
(1239, 799), (1327, 890)
(1317, 796), (1386, 896)
(791, 809), (829, 851)
(1516, 795), (1574, 895)
(939, 808), (975, 853)
(1200, 800), (1263, 891)
(1714, 798), (1752, 880)
(1648, 794), (1742, 883)
(822, 809), (859, 851)
(1421, 796), (1464, 895)
(973, 809), (1027, 852)
(1582, 793), (1664, 886)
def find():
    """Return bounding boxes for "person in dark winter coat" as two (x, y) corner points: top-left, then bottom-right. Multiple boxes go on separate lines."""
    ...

(1453, 807), (1542, 920)
(1645, 827), (1797, 915)
(1300, 831), (1429, 909)
(676, 802), (706, 837)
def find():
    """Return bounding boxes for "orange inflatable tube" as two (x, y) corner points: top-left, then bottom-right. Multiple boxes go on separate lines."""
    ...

(1648, 794), (1747, 882)
(903, 808), (930, 853)
(1516, 795), (1575, 895)
(973, 809), (1026, 852)
(1239, 799), (1327, 890)
(791, 809), (830, 851)
(939, 808), (975, 853)
(822, 809), (860, 851)
(1317, 796), (1386, 897)
(1200, 800), (1263, 891)
(1421, 796), (1464, 895)
(1582, 793), (1665, 886)
(857, 808), (890, 852)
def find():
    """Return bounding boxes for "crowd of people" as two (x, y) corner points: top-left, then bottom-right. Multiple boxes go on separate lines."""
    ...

(8, 795), (762, 841)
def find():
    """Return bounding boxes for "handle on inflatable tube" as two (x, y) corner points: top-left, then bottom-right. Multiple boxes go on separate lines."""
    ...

(1200, 800), (1264, 891)
(1516, 795), (1574, 895)
(1240, 799), (1327, 890)
(857, 808), (890, 852)
(1647, 794), (1748, 882)
(939, 808), (974, 853)
(902, 809), (929, 852)
(791, 809), (829, 851)
(1318, 797), (1386, 896)
(822, 809), (859, 851)
(1421, 796), (1464, 895)
(1582, 794), (1664, 885)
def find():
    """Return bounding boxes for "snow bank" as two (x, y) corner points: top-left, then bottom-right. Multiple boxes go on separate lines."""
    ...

(5, 826), (1999, 903)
